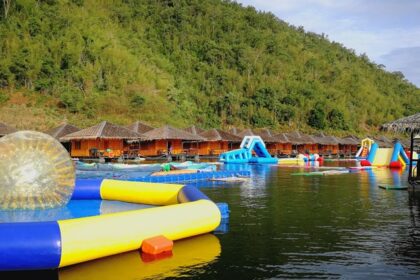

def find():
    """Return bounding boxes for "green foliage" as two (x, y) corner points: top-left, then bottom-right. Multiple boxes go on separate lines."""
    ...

(327, 109), (348, 130)
(0, 0), (418, 132)
(130, 94), (145, 107)
(59, 90), (84, 113)
(0, 92), (9, 104)
(307, 103), (326, 129)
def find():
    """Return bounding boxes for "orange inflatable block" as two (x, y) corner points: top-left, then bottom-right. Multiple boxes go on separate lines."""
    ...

(141, 235), (173, 255)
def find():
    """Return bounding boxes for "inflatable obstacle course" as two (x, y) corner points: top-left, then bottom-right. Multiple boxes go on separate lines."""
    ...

(360, 140), (412, 168)
(219, 136), (278, 164)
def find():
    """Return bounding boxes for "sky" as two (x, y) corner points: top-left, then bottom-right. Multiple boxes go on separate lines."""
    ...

(237, 0), (420, 87)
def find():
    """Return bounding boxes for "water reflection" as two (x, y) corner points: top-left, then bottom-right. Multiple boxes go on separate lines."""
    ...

(59, 234), (220, 279)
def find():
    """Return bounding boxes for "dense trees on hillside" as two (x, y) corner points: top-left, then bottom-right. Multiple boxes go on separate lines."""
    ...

(0, 0), (418, 132)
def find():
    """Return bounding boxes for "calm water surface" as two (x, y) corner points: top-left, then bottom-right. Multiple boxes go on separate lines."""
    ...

(4, 162), (420, 279)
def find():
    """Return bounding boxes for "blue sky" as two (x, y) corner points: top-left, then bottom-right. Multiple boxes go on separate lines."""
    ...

(237, 0), (420, 87)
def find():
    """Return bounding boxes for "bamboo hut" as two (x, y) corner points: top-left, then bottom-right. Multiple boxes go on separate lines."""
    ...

(45, 123), (80, 152)
(141, 125), (204, 156)
(126, 121), (154, 153)
(381, 113), (420, 134)
(60, 121), (143, 158)
(284, 131), (317, 154)
(198, 129), (241, 156)
(184, 125), (205, 135)
(0, 122), (17, 137)
(253, 128), (285, 156)
(313, 132), (339, 155)
(271, 133), (293, 156)
(337, 135), (360, 155)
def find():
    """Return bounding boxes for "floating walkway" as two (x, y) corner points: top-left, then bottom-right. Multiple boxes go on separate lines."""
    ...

(378, 185), (408, 190)
(132, 170), (251, 183)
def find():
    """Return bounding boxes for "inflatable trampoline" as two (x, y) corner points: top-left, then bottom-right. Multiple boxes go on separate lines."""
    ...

(0, 179), (222, 271)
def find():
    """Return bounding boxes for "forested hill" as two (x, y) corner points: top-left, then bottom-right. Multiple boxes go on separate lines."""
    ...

(0, 0), (418, 133)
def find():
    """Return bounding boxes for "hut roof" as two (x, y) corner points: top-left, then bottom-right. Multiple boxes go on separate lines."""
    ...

(236, 128), (256, 138)
(126, 121), (154, 134)
(199, 129), (242, 142)
(143, 125), (205, 141)
(60, 121), (143, 141)
(271, 133), (291, 143)
(314, 132), (339, 145)
(229, 127), (241, 135)
(381, 113), (420, 133)
(284, 131), (316, 144)
(46, 124), (80, 140)
(0, 122), (17, 137)
(338, 135), (360, 145)
(184, 125), (205, 135)
(252, 128), (276, 142)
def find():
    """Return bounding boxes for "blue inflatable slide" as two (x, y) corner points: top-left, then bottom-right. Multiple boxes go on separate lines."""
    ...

(219, 136), (278, 164)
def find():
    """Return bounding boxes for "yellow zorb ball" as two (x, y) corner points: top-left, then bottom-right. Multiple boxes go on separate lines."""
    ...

(0, 131), (75, 210)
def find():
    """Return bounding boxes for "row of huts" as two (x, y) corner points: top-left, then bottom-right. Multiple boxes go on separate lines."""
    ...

(0, 121), (409, 159)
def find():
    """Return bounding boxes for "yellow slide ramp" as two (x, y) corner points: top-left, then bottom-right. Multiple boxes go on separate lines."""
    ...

(372, 148), (393, 166)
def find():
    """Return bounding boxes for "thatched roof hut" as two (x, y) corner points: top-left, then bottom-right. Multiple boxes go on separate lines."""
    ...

(252, 128), (277, 143)
(271, 132), (291, 143)
(313, 132), (339, 145)
(338, 135), (360, 145)
(142, 125), (204, 141)
(236, 128), (256, 138)
(381, 113), (420, 133)
(46, 124), (80, 141)
(61, 121), (143, 141)
(284, 131), (316, 145)
(184, 125), (205, 135)
(0, 122), (17, 137)
(199, 129), (242, 142)
(126, 121), (154, 134)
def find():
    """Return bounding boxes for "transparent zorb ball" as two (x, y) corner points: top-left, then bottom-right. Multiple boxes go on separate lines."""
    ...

(0, 131), (75, 209)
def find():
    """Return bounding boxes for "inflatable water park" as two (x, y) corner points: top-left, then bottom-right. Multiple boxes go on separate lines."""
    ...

(0, 131), (227, 271)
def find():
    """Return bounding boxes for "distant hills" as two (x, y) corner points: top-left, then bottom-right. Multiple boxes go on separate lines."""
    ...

(0, 0), (418, 134)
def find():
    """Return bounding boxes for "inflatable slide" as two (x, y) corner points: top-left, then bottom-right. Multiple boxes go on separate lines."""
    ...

(219, 136), (278, 164)
(360, 141), (411, 168)
(355, 138), (374, 159)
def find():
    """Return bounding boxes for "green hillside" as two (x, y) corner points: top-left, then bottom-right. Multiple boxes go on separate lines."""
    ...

(0, 0), (418, 133)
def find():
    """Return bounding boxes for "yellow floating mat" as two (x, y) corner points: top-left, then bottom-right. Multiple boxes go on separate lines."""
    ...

(278, 158), (305, 165)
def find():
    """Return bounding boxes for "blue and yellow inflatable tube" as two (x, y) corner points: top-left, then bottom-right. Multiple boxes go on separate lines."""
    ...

(0, 179), (221, 271)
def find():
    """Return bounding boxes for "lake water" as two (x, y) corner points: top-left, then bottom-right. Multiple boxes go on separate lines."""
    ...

(3, 162), (420, 279)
